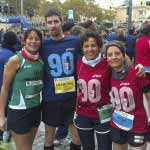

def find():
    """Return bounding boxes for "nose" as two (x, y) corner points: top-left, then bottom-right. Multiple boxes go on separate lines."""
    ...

(87, 46), (92, 51)
(51, 21), (57, 27)
(31, 38), (37, 43)
(111, 53), (117, 59)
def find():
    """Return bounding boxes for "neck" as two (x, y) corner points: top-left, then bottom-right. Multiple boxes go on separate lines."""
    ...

(51, 33), (64, 41)
(21, 49), (39, 62)
(112, 62), (129, 80)
(113, 65), (124, 73)
(24, 47), (38, 55)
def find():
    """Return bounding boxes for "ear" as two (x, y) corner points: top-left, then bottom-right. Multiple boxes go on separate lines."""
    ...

(61, 20), (65, 26)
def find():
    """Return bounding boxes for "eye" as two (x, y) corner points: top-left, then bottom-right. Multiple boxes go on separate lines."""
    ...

(115, 52), (121, 56)
(107, 53), (112, 57)
(27, 37), (33, 40)
(54, 20), (59, 24)
(47, 21), (52, 24)
(91, 44), (97, 48)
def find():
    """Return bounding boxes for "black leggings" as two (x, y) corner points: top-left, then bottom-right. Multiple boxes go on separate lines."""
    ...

(77, 129), (112, 150)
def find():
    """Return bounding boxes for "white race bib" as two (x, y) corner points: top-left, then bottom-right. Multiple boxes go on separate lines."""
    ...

(144, 66), (150, 73)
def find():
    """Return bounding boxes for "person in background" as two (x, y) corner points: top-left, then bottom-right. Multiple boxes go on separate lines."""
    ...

(0, 28), (4, 44)
(70, 25), (86, 40)
(62, 21), (75, 35)
(135, 23), (150, 75)
(106, 41), (150, 150)
(0, 31), (18, 142)
(80, 20), (97, 32)
(125, 29), (136, 61)
(100, 29), (109, 44)
(0, 28), (44, 150)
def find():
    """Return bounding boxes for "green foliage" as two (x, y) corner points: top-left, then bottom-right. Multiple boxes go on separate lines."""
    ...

(4, 0), (115, 22)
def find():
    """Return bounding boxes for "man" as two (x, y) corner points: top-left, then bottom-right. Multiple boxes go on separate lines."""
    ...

(41, 8), (81, 150)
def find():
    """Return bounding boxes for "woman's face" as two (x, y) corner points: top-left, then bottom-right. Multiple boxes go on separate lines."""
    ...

(24, 31), (41, 54)
(83, 37), (100, 60)
(106, 46), (125, 71)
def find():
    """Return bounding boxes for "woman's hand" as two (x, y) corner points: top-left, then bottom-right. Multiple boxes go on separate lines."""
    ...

(0, 116), (6, 131)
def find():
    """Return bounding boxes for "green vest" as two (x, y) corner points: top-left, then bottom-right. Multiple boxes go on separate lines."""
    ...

(9, 52), (44, 109)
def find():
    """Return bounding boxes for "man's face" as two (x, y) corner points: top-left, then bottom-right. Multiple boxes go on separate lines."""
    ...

(46, 15), (63, 37)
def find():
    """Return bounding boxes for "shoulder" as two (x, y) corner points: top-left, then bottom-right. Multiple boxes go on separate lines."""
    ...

(43, 38), (53, 45)
(6, 55), (20, 70)
(128, 66), (137, 76)
(65, 35), (79, 40)
(0, 48), (14, 57)
(64, 35), (80, 44)
(100, 57), (109, 66)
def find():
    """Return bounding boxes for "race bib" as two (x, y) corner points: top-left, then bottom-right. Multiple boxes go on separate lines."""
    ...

(112, 110), (134, 131)
(25, 80), (43, 99)
(144, 66), (150, 73)
(97, 104), (113, 124)
(54, 76), (75, 94)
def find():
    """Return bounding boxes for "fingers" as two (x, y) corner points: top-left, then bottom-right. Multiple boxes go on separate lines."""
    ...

(135, 64), (145, 77)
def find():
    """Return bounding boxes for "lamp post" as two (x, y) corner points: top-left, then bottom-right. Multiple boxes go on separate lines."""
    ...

(21, 0), (23, 16)
(128, 0), (132, 31)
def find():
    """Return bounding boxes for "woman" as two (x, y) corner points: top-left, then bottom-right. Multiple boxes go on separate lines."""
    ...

(0, 28), (44, 150)
(106, 41), (150, 150)
(74, 32), (112, 150)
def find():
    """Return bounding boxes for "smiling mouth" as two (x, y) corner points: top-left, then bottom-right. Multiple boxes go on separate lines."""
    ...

(52, 28), (58, 32)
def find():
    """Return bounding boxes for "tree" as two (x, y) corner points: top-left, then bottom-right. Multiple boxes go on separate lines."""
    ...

(5, 0), (45, 16)
(4, 0), (115, 23)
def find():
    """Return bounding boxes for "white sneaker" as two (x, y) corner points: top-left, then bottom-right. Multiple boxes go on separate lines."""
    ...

(53, 139), (62, 146)
(54, 138), (71, 146)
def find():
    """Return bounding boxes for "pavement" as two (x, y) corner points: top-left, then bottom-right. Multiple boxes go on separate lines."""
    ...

(33, 96), (150, 150)
(33, 122), (71, 150)
(0, 97), (150, 150)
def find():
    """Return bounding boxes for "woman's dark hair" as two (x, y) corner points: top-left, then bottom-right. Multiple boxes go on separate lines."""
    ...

(81, 31), (103, 48)
(24, 28), (43, 51)
(2, 31), (17, 52)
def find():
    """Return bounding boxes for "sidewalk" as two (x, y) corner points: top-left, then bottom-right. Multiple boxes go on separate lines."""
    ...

(33, 122), (71, 150)
(1, 98), (150, 150)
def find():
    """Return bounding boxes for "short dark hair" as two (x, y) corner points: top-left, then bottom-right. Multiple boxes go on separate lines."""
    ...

(45, 8), (62, 21)
(62, 21), (75, 32)
(81, 31), (103, 48)
(2, 31), (17, 52)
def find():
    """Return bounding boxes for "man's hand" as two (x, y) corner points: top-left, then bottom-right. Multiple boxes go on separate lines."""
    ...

(135, 64), (146, 77)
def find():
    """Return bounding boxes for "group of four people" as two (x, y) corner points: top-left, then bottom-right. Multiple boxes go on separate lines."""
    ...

(0, 7), (149, 150)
